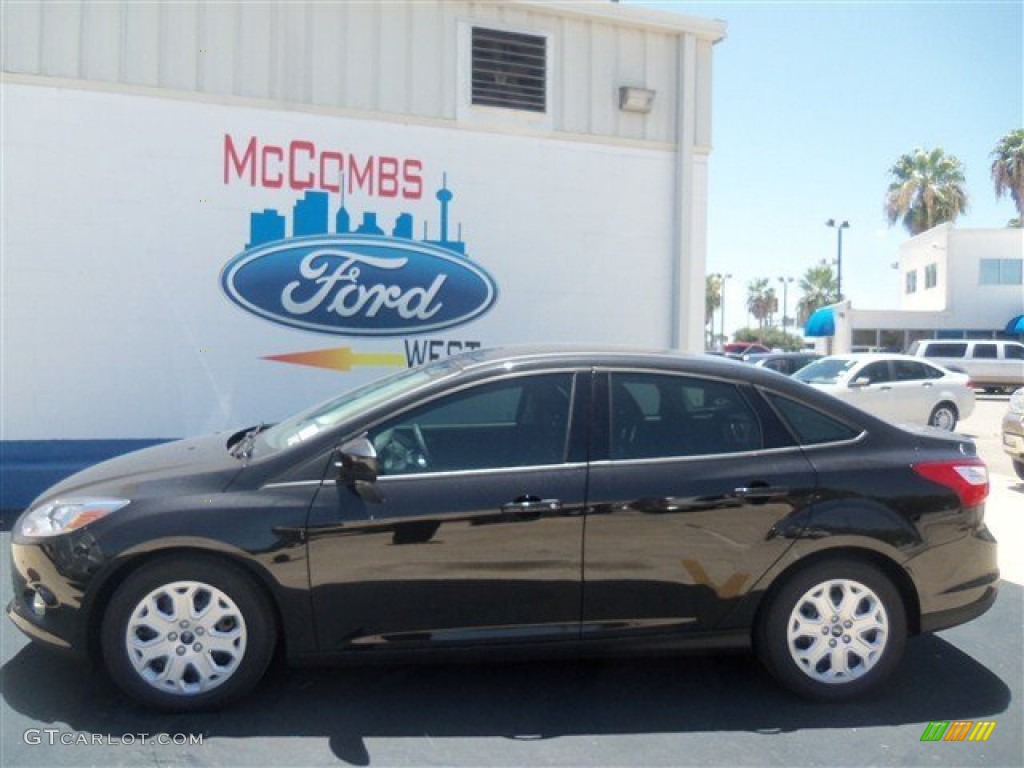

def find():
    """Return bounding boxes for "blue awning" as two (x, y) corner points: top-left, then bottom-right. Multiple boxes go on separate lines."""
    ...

(804, 307), (835, 337)
(1005, 314), (1024, 335)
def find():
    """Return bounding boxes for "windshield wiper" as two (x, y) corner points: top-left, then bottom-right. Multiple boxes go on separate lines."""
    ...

(230, 423), (265, 459)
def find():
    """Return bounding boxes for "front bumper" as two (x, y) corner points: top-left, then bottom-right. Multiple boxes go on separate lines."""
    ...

(1001, 415), (1024, 460)
(7, 538), (97, 658)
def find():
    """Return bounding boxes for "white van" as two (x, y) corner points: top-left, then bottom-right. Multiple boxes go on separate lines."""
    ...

(908, 339), (1024, 392)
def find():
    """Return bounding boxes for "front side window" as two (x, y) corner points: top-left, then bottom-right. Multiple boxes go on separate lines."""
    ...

(369, 374), (573, 475)
(1005, 344), (1024, 360)
(856, 362), (891, 385)
(610, 374), (762, 460)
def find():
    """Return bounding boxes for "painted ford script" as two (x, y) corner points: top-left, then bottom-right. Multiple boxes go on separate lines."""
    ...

(220, 179), (497, 336)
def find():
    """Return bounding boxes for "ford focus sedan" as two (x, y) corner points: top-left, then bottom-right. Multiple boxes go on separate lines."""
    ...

(793, 353), (975, 430)
(8, 347), (998, 711)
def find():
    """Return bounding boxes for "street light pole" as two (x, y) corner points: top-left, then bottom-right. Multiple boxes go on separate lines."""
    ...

(777, 276), (794, 330)
(826, 219), (850, 301)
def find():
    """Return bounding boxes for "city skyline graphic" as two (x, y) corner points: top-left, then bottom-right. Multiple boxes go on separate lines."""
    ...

(246, 175), (468, 256)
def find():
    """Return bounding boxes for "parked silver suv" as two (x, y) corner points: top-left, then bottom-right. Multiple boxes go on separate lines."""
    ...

(908, 339), (1024, 393)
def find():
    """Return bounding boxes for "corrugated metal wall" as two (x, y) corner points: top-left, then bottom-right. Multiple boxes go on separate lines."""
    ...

(2, 0), (718, 146)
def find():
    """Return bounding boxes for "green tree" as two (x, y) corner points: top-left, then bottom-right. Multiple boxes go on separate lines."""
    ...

(796, 260), (837, 326)
(746, 278), (777, 332)
(884, 147), (968, 235)
(705, 274), (723, 348)
(734, 327), (805, 351)
(991, 129), (1024, 226)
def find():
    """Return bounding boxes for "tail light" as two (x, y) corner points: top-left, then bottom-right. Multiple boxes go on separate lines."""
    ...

(913, 458), (989, 508)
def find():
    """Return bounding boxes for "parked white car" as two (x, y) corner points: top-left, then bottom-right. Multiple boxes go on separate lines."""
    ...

(794, 353), (975, 431)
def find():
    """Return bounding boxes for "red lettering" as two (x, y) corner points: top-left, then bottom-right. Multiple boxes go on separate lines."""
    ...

(349, 156), (375, 195)
(319, 152), (344, 193)
(224, 135), (257, 185)
(262, 146), (284, 188)
(288, 141), (316, 190)
(378, 156), (399, 198)
(403, 159), (423, 199)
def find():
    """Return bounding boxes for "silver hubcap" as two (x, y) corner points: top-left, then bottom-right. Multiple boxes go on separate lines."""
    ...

(786, 578), (888, 684)
(931, 407), (955, 430)
(125, 581), (247, 696)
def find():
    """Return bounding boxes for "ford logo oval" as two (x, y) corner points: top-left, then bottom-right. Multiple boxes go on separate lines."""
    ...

(220, 235), (498, 336)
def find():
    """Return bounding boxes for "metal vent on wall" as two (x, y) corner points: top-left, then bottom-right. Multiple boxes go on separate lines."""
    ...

(471, 27), (547, 113)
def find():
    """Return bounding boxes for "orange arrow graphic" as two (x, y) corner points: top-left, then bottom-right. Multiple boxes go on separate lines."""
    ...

(263, 347), (406, 372)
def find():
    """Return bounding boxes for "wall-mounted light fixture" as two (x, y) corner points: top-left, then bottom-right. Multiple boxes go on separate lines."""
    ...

(618, 86), (656, 114)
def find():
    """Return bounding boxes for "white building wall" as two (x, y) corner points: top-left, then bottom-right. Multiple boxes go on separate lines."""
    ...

(2, 0), (722, 146)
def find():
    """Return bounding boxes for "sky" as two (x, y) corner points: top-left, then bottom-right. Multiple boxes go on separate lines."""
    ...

(630, 0), (1023, 338)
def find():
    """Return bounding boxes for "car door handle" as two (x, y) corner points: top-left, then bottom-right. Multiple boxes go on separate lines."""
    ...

(733, 486), (787, 500)
(922, 382), (934, 388)
(879, 385), (893, 391)
(501, 497), (562, 520)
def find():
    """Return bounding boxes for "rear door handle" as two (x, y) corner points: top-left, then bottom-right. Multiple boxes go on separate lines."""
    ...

(501, 497), (562, 520)
(733, 486), (787, 500)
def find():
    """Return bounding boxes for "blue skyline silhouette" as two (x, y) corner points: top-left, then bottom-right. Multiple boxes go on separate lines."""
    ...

(246, 177), (467, 255)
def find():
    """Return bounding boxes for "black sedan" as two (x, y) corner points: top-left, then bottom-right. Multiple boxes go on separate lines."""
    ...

(8, 347), (998, 711)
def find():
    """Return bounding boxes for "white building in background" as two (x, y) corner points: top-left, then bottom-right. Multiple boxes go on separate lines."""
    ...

(807, 223), (1024, 353)
(1, 1), (725, 510)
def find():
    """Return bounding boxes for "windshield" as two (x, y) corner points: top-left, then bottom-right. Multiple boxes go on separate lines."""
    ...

(793, 357), (857, 385)
(257, 357), (465, 453)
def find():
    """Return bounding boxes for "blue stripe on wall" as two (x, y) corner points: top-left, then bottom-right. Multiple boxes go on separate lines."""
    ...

(1, 439), (173, 513)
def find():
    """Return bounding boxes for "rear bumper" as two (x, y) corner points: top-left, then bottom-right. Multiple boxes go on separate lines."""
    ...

(911, 524), (999, 634)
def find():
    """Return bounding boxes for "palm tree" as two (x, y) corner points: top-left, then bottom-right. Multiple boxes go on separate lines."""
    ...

(796, 261), (837, 326)
(705, 274), (723, 347)
(884, 147), (968, 235)
(991, 129), (1024, 226)
(746, 278), (776, 330)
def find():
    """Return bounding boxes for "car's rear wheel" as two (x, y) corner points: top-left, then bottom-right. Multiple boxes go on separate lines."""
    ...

(928, 402), (958, 431)
(756, 560), (907, 700)
(101, 555), (276, 712)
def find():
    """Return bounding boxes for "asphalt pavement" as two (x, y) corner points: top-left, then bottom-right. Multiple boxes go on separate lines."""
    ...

(0, 395), (1020, 767)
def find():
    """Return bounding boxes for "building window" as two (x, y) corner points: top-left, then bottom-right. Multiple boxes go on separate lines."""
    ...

(905, 269), (918, 294)
(979, 258), (1024, 285)
(471, 27), (547, 113)
(924, 263), (938, 289)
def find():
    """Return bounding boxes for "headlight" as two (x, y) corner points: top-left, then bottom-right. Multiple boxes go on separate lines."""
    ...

(20, 498), (130, 538)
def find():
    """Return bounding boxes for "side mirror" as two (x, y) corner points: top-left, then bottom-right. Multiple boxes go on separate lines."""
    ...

(849, 377), (871, 388)
(334, 436), (383, 503)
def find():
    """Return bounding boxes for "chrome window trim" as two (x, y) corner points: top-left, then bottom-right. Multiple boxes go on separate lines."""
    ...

(331, 461), (587, 484)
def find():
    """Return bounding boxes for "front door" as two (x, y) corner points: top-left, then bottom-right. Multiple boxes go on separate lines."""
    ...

(307, 370), (589, 651)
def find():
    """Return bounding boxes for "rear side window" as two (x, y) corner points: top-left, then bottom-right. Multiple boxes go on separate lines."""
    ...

(610, 374), (762, 460)
(972, 344), (998, 359)
(922, 343), (967, 358)
(766, 394), (861, 445)
(1005, 344), (1024, 360)
(892, 360), (928, 381)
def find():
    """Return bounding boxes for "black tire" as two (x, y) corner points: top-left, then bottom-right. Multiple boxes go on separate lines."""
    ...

(928, 402), (958, 431)
(101, 555), (276, 712)
(1013, 459), (1024, 482)
(756, 559), (907, 701)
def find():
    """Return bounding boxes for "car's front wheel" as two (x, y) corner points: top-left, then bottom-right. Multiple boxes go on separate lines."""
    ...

(928, 402), (958, 431)
(756, 560), (907, 700)
(101, 555), (276, 712)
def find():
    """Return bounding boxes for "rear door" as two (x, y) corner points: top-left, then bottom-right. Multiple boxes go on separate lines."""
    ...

(581, 370), (817, 637)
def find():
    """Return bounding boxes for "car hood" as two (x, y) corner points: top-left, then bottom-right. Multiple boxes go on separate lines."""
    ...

(28, 433), (245, 508)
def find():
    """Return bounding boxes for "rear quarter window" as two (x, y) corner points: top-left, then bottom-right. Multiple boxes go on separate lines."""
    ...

(766, 393), (861, 445)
